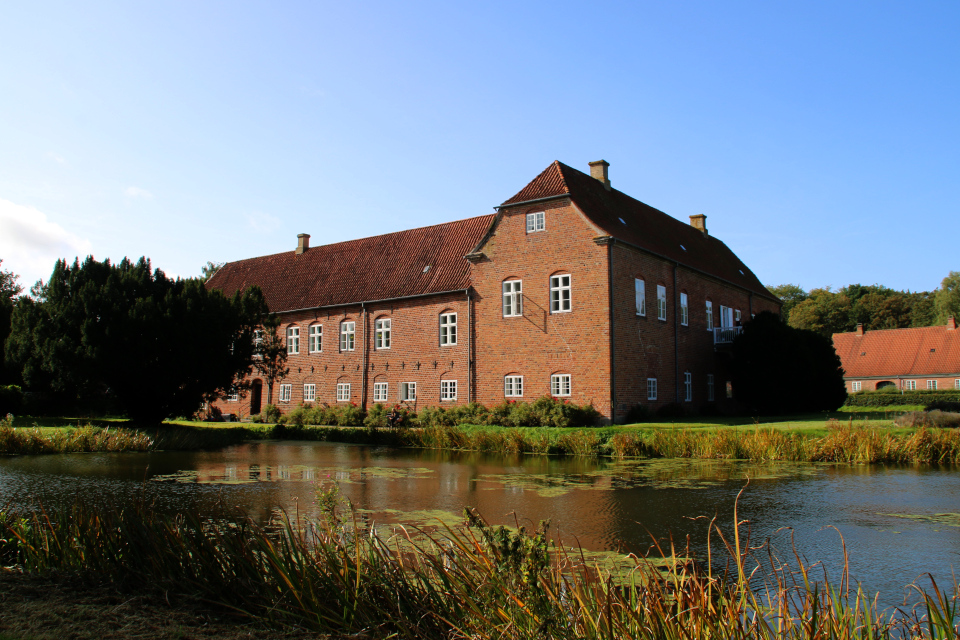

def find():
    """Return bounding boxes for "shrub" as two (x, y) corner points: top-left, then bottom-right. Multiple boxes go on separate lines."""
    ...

(333, 402), (365, 427)
(927, 400), (960, 413)
(261, 404), (281, 424)
(623, 403), (649, 424)
(0, 385), (23, 416)
(845, 390), (960, 407)
(895, 410), (960, 429)
(363, 403), (388, 428)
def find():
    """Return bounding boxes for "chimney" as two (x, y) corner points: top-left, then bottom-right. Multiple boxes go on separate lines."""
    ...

(689, 214), (708, 235)
(588, 160), (611, 190)
(948, 316), (956, 330)
(296, 233), (310, 255)
(856, 323), (864, 336)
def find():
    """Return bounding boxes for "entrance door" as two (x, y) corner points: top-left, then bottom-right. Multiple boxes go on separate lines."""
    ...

(250, 380), (263, 415)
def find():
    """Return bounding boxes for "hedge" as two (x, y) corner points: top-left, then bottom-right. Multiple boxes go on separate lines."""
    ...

(844, 389), (960, 407)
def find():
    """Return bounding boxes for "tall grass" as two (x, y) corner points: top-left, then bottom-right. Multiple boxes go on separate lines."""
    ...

(1, 495), (956, 639)
(405, 423), (960, 464)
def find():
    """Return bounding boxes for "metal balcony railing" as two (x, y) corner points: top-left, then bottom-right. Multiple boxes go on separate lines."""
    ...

(713, 326), (743, 344)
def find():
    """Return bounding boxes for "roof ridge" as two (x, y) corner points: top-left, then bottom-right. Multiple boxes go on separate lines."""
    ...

(223, 213), (495, 266)
(835, 323), (947, 336)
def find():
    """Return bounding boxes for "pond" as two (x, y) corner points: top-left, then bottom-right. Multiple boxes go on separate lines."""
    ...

(1, 440), (958, 606)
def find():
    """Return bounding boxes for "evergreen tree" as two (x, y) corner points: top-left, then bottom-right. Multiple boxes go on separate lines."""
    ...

(0, 260), (23, 384)
(5, 257), (268, 424)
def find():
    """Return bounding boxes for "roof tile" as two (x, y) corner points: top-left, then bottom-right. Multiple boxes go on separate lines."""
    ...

(833, 323), (960, 378)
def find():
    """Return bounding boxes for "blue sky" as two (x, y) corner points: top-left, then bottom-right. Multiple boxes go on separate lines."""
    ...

(1, 1), (957, 294)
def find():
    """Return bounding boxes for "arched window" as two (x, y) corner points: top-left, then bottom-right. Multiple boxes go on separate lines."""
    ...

(550, 273), (571, 313)
(375, 316), (391, 349)
(308, 323), (322, 353)
(503, 279), (522, 317)
(504, 374), (523, 398)
(439, 310), (457, 346)
(340, 320), (356, 351)
(286, 325), (300, 354)
(550, 373), (571, 397)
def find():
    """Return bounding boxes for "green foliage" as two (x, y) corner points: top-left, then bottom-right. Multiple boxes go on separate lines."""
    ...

(252, 314), (289, 406)
(260, 403), (281, 424)
(766, 283), (808, 324)
(731, 311), (847, 414)
(844, 389), (960, 407)
(0, 384), (23, 415)
(0, 260), (23, 385)
(4, 257), (268, 425)
(363, 402), (388, 428)
(415, 397), (600, 429)
(199, 260), (224, 283)
(0, 424), (153, 455)
(895, 411), (960, 429)
(935, 271), (960, 324)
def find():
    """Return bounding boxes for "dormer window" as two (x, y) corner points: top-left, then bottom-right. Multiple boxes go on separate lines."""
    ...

(526, 212), (545, 233)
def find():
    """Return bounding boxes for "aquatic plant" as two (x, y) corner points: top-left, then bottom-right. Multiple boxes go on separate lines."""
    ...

(0, 424), (153, 455)
(0, 497), (956, 639)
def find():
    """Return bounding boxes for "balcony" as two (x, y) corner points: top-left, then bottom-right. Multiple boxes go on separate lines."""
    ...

(713, 326), (742, 345)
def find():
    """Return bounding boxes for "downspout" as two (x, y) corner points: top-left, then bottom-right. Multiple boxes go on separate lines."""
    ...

(361, 302), (368, 410)
(608, 242), (617, 423)
(466, 289), (473, 403)
(674, 263), (680, 403)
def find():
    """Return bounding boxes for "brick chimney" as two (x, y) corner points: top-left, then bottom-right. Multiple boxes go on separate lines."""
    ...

(296, 233), (310, 255)
(856, 323), (864, 336)
(948, 316), (956, 330)
(689, 214), (708, 235)
(588, 160), (611, 190)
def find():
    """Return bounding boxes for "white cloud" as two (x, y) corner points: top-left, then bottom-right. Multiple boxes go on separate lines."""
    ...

(46, 152), (66, 164)
(0, 198), (93, 287)
(124, 186), (153, 199)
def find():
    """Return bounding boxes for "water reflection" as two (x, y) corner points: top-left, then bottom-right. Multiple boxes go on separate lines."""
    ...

(1, 440), (958, 605)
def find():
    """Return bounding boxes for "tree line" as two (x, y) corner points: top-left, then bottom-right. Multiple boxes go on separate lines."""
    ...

(768, 272), (960, 337)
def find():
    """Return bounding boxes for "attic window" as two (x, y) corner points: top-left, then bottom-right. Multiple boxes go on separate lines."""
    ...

(860, 352), (866, 356)
(680, 244), (686, 251)
(423, 265), (431, 273)
(930, 348), (936, 352)
(618, 217), (626, 224)
(739, 269), (744, 275)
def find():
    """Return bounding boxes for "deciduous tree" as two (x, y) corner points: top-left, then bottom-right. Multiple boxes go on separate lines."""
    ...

(252, 314), (289, 406)
(935, 271), (960, 324)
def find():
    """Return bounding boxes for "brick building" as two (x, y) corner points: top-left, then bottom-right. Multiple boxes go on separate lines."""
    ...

(207, 160), (781, 422)
(833, 317), (960, 393)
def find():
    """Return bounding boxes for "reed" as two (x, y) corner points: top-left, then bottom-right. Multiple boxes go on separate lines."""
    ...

(0, 423), (153, 455)
(1, 496), (956, 639)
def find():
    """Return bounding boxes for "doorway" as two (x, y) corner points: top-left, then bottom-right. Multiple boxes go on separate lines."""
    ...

(250, 380), (263, 415)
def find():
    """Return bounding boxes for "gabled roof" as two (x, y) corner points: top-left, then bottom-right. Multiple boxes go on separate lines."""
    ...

(501, 161), (777, 301)
(832, 321), (960, 378)
(206, 215), (495, 312)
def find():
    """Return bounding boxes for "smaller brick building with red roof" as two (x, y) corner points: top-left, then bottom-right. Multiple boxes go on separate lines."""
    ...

(832, 317), (960, 393)
(207, 159), (781, 422)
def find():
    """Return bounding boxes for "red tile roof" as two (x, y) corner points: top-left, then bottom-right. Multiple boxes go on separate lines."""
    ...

(206, 215), (495, 312)
(833, 322), (960, 378)
(501, 161), (777, 302)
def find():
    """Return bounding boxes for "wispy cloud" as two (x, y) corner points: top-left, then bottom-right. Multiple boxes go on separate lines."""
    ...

(0, 198), (93, 287)
(46, 152), (66, 164)
(124, 186), (153, 199)
(246, 212), (281, 234)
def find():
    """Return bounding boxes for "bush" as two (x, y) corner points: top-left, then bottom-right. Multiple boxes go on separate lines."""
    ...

(845, 390), (960, 407)
(623, 403), (649, 424)
(364, 403), (388, 428)
(333, 402), (365, 427)
(0, 385), (23, 415)
(926, 400), (960, 413)
(895, 410), (960, 429)
(261, 404), (281, 424)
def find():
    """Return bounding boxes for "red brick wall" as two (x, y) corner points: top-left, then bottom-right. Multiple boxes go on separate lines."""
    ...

(611, 242), (781, 420)
(470, 198), (614, 419)
(845, 376), (960, 393)
(214, 292), (472, 418)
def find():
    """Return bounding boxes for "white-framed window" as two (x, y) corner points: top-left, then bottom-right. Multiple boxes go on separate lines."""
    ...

(551, 374), (571, 397)
(735, 309), (742, 323)
(504, 375), (523, 397)
(550, 274), (572, 313)
(927, 380), (938, 390)
(286, 326), (300, 354)
(303, 384), (316, 402)
(336, 383), (351, 402)
(657, 285), (667, 321)
(684, 372), (692, 402)
(706, 301), (714, 331)
(904, 380), (917, 390)
(279, 384), (292, 403)
(680, 293), (689, 326)
(647, 378), (657, 401)
(309, 324), (322, 353)
(440, 312), (457, 346)
(707, 374), (715, 402)
(503, 280), (523, 317)
(375, 318), (391, 349)
(227, 388), (239, 402)
(635, 279), (646, 316)
(373, 382), (388, 402)
(852, 381), (862, 392)
(526, 211), (545, 233)
(956, 379), (960, 390)
(401, 382), (417, 401)
(340, 321), (356, 351)
(441, 380), (457, 401)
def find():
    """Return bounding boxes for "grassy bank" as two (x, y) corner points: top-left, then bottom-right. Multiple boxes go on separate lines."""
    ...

(1, 498), (957, 639)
